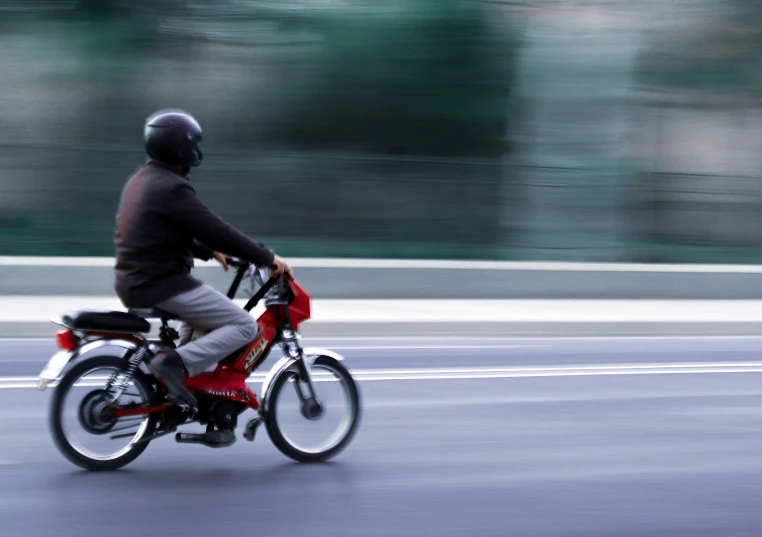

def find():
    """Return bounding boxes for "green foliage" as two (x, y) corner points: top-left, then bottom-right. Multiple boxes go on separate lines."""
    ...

(265, 0), (520, 157)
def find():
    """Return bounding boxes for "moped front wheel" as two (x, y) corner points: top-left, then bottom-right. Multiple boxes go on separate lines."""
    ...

(265, 355), (361, 463)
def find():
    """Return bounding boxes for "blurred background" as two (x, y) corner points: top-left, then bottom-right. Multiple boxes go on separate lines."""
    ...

(2, 0), (762, 262)
(5, 6), (762, 534)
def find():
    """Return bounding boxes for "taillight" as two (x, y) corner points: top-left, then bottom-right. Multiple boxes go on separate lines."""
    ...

(56, 329), (79, 351)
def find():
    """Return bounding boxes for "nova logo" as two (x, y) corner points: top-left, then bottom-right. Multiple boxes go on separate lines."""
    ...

(208, 389), (238, 398)
(244, 338), (269, 369)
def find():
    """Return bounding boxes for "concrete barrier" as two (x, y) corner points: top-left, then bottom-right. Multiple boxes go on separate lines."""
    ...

(3, 257), (762, 337)
(3, 257), (762, 299)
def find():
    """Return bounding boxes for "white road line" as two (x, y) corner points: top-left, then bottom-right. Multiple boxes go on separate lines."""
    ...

(303, 335), (762, 343)
(6, 361), (762, 384)
(9, 335), (762, 343)
(0, 377), (42, 381)
(0, 340), (542, 350)
(343, 362), (762, 374)
(6, 362), (762, 388)
(4, 256), (762, 273)
(327, 345), (540, 350)
(7, 335), (762, 346)
(350, 368), (762, 381)
(3, 369), (762, 388)
(8, 297), (762, 323)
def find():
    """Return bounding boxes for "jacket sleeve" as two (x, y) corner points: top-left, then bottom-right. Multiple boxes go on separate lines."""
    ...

(191, 240), (214, 261)
(163, 181), (275, 268)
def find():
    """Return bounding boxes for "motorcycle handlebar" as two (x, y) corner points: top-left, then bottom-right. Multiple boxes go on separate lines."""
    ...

(227, 257), (251, 270)
(242, 275), (279, 312)
(228, 257), (293, 280)
(225, 257), (292, 301)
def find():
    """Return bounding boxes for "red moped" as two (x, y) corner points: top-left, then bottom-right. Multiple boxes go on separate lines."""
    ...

(39, 259), (361, 471)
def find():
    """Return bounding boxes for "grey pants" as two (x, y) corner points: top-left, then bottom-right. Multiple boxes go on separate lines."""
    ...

(156, 284), (259, 376)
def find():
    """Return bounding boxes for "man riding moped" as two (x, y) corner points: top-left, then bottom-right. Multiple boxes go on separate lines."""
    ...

(113, 109), (293, 408)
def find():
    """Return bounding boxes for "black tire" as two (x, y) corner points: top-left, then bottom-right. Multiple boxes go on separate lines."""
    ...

(49, 355), (158, 471)
(265, 356), (361, 463)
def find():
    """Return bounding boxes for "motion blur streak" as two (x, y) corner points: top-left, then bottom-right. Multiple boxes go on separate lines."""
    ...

(3, 1), (762, 263)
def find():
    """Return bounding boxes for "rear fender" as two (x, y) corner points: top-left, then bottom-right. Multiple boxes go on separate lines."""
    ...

(78, 338), (140, 358)
(38, 337), (143, 390)
(64, 338), (141, 374)
(259, 347), (345, 415)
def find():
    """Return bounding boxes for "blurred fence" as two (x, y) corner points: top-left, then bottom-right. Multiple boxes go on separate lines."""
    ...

(2, 0), (762, 262)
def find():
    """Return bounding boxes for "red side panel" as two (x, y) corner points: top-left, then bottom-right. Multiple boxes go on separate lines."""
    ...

(185, 370), (259, 409)
(220, 317), (277, 374)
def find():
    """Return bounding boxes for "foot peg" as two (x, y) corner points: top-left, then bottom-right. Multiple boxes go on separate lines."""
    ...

(175, 430), (236, 448)
(243, 416), (263, 442)
(172, 402), (198, 414)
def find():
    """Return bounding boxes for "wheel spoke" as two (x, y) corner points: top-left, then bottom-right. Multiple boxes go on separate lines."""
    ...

(115, 416), (145, 424)
(270, 360), (359, 459)
(56, 361), (156, 466)
(107, 422), (142, 435)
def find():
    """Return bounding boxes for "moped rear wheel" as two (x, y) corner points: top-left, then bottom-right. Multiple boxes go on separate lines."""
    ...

(265, 355), (361, 463)
(49, 356), (158, 471)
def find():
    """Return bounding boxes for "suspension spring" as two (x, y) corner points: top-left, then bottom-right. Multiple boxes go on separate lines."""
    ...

(109, 346), (148, 402)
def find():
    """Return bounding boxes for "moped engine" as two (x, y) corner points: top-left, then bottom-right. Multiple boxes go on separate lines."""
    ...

(175, 399), (240, 448)
(212, 400), (238, 431)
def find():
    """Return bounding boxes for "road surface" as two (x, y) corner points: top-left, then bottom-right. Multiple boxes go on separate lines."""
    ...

(1, 336), (762, 536)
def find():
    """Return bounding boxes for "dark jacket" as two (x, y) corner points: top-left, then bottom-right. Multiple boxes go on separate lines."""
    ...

(114, 160), (274, 308)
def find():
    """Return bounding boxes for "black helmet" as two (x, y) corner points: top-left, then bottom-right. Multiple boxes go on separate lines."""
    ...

(144, 109), (203, 170)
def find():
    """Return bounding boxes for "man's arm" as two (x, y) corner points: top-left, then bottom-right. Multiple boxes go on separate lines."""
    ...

(163, 182), (275, 268)
(190, 239), (214, 261)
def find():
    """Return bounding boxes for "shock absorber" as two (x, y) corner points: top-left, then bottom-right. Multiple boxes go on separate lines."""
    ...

(109, 346), (148, 402)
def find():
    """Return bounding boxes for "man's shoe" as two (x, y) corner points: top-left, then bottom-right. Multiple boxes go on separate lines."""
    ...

(147, 350), (197, 407)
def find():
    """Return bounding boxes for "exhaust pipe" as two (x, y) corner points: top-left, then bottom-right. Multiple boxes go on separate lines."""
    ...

(175, 431), (236, 448)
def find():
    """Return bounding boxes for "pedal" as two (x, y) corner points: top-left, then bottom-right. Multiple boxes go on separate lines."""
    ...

(175, 430), (236, 448)
(202, 430), (236, 448)
(243, 416), (263, 442)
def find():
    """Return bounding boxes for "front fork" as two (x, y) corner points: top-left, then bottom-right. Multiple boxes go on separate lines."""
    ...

(294, 356), (319, 401)
(281, 330), (323, 418)
(290, 355), (324, 421)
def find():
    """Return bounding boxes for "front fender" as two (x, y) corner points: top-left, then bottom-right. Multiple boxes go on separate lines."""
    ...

(303, 347), (346, 364)
(259, 347), (345, 415)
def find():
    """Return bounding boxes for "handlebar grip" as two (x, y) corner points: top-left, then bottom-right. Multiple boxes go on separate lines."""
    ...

(269, 263), (294, 281)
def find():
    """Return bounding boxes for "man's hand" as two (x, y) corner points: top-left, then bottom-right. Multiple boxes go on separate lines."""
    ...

(270, 255), (294, 280)
(213, 251), (230, 272)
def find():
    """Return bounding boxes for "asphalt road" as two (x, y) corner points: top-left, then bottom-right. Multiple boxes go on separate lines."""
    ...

(2, 337), (762, 536)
